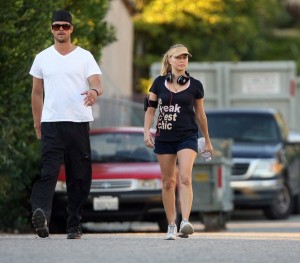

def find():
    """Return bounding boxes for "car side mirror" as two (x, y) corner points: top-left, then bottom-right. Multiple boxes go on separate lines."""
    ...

(287, 130), (300, 143)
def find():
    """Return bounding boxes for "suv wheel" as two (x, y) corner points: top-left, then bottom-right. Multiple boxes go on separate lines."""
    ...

(292, 191), (300, 214)
(263, 183), (293, 220)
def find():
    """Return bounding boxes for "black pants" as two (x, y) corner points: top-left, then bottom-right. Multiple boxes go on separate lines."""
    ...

(30, 122), (92, 233)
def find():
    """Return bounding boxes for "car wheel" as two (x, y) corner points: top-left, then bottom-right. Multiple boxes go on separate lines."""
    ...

(49, 218), (66, 234)
(175, 212), (181, 229)
(263, 183), (293, 220)
(157, 217), (168, 232)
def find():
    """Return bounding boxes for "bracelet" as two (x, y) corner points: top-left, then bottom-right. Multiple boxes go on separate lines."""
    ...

(91, 88), (99, 96)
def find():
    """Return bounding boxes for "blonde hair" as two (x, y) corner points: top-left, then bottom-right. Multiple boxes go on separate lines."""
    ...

(160, 44), (186, 76)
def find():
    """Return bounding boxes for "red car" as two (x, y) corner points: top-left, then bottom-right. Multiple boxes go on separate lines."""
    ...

(50, 127), (167, 232)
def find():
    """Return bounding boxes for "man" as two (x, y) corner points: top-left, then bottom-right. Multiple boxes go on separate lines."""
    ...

(30, 10), (103, 239)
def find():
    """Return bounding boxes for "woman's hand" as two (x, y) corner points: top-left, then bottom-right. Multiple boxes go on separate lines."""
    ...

(144, 133), (155, 148)
(205, 140), (213, 156)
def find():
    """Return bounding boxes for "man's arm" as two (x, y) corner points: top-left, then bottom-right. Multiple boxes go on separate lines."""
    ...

(31, 77), (44, 139)
(81, 74), (103, 106)
(88, 74), (103, 97)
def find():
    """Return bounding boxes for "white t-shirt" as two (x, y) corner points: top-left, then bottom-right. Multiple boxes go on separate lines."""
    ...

(30, 45), (102, 122)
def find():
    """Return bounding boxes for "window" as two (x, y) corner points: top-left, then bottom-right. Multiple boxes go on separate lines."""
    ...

(90, 132), (156, 162)
(207, 113), (281, 143)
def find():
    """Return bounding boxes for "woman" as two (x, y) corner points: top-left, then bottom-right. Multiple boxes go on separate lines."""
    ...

(144, 44), (213, 240)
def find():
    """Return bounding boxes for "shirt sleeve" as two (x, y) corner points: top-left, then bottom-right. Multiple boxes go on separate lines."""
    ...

(29, 54), (43, 79)
(194, 79), (204, 99)
(86, 51), (102, 77)
(149, 76), (161, 95)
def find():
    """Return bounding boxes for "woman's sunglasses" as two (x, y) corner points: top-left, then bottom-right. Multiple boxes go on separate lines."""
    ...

(51, 24), (72, 31)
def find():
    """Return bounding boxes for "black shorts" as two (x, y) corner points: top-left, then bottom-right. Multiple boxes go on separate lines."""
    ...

(154, 135), (198, 154)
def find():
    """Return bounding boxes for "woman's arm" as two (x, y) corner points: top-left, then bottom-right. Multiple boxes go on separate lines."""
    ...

(144, 92), (157, 148)
(194, 98), (213, 154)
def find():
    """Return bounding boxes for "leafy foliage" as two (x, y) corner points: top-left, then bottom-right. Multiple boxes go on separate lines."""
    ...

(0, 0), (115, 232)
(133, 0), (300, 93)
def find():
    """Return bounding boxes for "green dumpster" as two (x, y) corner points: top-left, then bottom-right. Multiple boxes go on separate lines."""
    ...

(192, 139), (233, 231)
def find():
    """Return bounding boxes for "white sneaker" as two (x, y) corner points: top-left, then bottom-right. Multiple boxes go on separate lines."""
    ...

(164, 224), (177, 240)
(178, 219), (194, 238)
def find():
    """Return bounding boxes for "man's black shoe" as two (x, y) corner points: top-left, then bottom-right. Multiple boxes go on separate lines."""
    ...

(67, 228), (82, 239)
(32, 208), (49, 238)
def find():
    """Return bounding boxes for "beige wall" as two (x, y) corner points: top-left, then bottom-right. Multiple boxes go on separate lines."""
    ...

(100, 0), (133, 98)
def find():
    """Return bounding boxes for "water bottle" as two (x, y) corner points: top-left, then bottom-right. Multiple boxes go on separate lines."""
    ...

(197, 137), (212, 162)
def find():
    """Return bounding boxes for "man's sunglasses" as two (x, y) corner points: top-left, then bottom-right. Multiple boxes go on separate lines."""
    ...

(51, 23), (72, 31)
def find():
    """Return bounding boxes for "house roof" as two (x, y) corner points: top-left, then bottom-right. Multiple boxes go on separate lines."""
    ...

(121, 0), (135, 15)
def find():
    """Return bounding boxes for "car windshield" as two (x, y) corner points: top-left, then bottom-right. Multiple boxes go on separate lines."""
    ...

(90, 132), (157, 163)
(206, 113), (281, 143)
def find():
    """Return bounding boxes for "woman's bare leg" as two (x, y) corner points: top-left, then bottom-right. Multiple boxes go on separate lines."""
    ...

(177, 149), (197, 220)
(157, 154), (177, 224)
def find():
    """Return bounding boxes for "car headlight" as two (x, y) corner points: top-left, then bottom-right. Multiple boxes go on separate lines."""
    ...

(55, 181), (67, 192)
(135, 179), (162, 190)
(252, 159), (283, 178)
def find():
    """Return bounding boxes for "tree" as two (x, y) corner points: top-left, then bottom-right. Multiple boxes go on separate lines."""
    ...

(0, 0), (115, 232)
(133, 0), (300, 93)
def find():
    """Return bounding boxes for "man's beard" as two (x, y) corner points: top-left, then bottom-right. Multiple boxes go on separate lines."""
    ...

(55, 35), (69, 43)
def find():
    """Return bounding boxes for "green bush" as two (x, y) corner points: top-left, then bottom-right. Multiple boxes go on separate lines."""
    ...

(0, 0), (115, 232)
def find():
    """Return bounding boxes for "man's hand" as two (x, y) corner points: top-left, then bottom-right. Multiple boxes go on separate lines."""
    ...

(81, 90), (98, 106)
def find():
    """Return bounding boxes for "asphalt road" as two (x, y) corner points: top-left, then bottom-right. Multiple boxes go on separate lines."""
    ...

(1, 211), (300, 263)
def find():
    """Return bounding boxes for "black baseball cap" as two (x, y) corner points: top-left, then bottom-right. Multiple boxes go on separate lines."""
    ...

(51, 10), (72, 24)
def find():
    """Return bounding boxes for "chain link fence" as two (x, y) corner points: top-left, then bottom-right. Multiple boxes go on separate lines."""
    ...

(91, 96), (145, 128)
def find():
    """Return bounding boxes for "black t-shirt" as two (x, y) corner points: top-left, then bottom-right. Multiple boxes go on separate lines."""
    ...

(150, 75), (204, 142)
